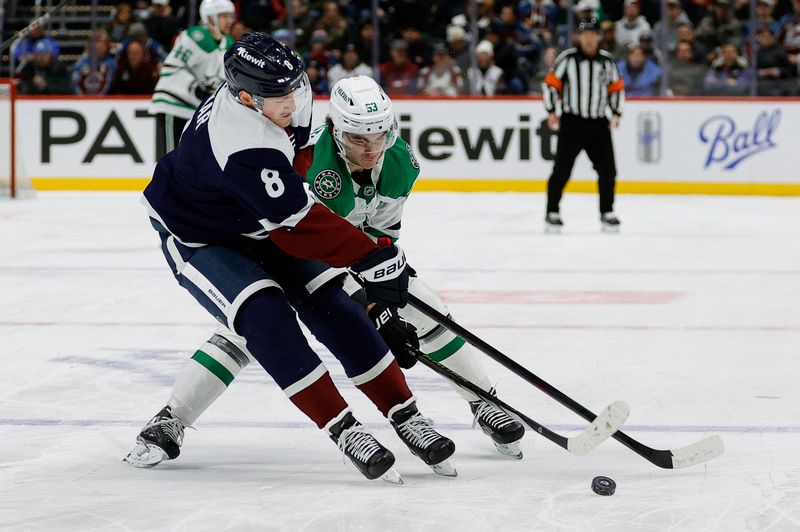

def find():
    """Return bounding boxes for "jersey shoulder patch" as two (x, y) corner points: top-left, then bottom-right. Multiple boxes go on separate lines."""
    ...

(377, 139), (420, 199)
(306, 128), (355, 217)
(187, 26), (218, 53)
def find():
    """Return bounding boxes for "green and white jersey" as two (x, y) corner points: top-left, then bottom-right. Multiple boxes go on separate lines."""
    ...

(306, 126), (420, 242)
(149, 26), (234, 119)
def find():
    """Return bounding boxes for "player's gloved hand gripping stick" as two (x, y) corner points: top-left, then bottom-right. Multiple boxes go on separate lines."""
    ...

(407, 294), (725, 469)
(350, 244), (409, 306)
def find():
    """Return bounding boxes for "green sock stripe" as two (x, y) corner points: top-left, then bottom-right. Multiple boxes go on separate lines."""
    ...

(192, 350), (234, 386)
(427, 336), (466, 362)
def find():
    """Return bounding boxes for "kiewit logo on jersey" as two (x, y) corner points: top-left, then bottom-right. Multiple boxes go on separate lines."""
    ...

(236, 46), (266, 68)
(313, 169), (342, 199)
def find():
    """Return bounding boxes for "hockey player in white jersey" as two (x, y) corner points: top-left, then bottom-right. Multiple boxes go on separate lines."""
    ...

(149, 0), (234, 159)
(127, 75), (525, 468)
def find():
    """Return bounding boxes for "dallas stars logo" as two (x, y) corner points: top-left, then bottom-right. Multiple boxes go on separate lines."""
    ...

(313, 169), (342, 199)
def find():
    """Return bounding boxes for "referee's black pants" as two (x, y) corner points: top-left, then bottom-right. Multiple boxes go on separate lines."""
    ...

(155, 113), (189, 161)
(546, 113), (617, 214)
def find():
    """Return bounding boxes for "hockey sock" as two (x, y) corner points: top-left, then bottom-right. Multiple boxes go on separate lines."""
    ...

(353, 355), (414, 417)
(168, 333), (252, 425)
(234, 288), (350, 427)
(437, 341), (493, 402)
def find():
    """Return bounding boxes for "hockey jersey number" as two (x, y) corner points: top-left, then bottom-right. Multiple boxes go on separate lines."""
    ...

(261, 169), (286, 198)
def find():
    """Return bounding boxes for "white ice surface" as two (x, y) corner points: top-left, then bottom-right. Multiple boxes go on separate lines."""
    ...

(1, 192), (799, 531)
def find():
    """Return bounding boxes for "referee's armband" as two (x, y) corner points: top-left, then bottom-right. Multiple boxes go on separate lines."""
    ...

(607, 79), (624, 93)
(544, 71), (563, 93)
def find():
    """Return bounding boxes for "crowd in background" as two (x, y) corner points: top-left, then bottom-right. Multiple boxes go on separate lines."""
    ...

(10, 0), (800, 97)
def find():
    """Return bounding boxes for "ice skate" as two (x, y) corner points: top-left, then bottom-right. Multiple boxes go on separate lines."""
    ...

(470, 389), (525, 459)
(124, 406), (188, 468)
(390, 401), (457, 477)
(601, 212), (621, 233)
(545, 212), (564, 234)
(329, 412), (402, 484)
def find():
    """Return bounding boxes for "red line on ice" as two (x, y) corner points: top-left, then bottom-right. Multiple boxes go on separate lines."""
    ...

(438, 289), (685, 305)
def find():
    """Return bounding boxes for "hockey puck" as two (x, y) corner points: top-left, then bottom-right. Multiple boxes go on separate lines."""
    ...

(591, 476), (616, 496)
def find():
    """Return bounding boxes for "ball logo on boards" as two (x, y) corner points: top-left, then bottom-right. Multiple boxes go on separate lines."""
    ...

(698, 109), (781, 170)
(313, 169), (342, 199)
(636, 112), (661, 164)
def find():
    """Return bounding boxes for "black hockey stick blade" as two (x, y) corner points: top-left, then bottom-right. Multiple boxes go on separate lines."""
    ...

(413, 350), (629, 457)
(408, 294), (724, 469)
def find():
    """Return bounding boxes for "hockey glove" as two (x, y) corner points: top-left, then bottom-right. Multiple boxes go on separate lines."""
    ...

(350, 244), (409, 307)
(190, 80), (216, 100)
(368, 305), (419, 369)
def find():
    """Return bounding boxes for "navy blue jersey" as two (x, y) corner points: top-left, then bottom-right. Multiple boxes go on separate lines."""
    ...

(143, 85), (379, 267)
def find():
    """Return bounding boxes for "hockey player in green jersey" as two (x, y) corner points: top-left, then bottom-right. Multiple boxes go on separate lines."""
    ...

(127, 77), (524, 469)
(149, 0), (234, 159)
(303, 76), (525, 458)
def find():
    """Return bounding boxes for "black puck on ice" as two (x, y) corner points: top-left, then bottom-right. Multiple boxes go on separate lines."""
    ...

(591, 476), (616, 496)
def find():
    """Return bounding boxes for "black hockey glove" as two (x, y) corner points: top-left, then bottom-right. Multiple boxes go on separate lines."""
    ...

(368, 305), (419, 369)
(350, 244), (409, 307)
(190, 80), (215, 100)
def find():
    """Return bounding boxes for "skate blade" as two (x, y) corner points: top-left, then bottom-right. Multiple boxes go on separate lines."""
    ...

(544, 224), (563, 234)
(494, 441), (523, 460)
(430, 460), (458, 477)
(123, 441), (169, 468)
(380, 467), (404, 485)
(601, 224), (620, 233)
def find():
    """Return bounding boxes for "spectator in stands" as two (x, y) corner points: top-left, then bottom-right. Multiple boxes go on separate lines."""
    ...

(303, 30), (337, 84)
(401, 25), (433, 69)
(143, 0), (180, 51)
(653, 0), (691, 53)
(11, 23), (60, 68)
(517, 0), (557, 37)
(446, 25), (471, 73)
(417, 44), (464, 96)
(617, 45), (662, 95)
(616, 0), (652, 48)
(305, 59), (330, 95)
(600, 20), (626, 61)
(110, 40), (159, 94)
(676, 22), (709, 63)
(106, 2), (137, 43)
(669, 41), (706, 94)
(703, 42), (753, 95)
(352, 22), (379, 66)
(467, 40), (505, 95)
(742, 0), (782, 39)
(779, 0), (800, 36)
(231, 21), (253, 42)
(380, 39), (419, 95)
(17, 40), (71, 95)
(72, 31), (117, 95)
(122, 22), (166, 65)
(696, 0), (742, 55)
(316, 1), (349, 50)
(238, 0), (285, 35)
(530, 45), (558, 95)
(287, 0), (315, 50)
(638, 30), (663, 64)
(755, 25), (796, 95)
(328, 45), (373, 86)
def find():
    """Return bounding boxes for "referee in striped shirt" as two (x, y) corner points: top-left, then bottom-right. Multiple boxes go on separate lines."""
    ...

(542, 18), (625, 232)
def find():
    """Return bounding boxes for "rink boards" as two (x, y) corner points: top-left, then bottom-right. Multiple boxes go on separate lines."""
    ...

(8, 95), (800, 195)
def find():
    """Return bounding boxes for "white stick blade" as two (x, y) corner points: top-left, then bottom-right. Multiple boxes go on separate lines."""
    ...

(670, 435), (724, 468)
(567, 400), (630, 456)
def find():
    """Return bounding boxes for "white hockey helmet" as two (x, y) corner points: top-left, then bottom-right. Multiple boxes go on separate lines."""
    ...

(200, 0), (235, 35)
(328, 76), (398, 167)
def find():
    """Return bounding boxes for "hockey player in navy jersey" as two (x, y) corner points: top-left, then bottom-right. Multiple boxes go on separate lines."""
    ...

(126, 33), (455, 483)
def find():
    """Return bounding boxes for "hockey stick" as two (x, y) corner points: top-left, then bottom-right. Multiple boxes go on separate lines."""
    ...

(411, 347), (630, 457)
(408, 294), (724, 469)
(0, 0), (76, 54)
